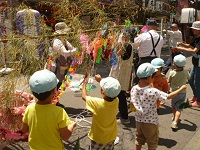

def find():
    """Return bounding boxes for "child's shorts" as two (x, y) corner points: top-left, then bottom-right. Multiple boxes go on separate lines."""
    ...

(135, 122), (159, 150)
(171, 93), (186, 111)
(90, 140), (114, 150)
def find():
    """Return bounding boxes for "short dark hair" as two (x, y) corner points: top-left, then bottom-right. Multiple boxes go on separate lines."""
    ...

(104, 95), (116, 102)
(32, 90), (52, 101)
(140, 72), (156, 79)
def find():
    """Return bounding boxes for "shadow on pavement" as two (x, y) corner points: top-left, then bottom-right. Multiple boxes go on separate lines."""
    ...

(158, 105), (172, 115)
(178, 119), (197, 132)
(158, 137), (177, 148)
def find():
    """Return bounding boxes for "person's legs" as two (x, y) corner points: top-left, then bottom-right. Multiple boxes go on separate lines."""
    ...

(118, 90), (129, 123)
(194, 66), (200, 102)
(174, 110), (181, 123)
(171, 94), (185, 129)
(191, 66), (200, 106)
(143, 123), (159, 150)
(189, 67), (196, 98)
(135, 122), (145, 150)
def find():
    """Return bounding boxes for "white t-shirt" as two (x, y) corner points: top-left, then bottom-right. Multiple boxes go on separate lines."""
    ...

(130, 85), (168, 125)
(167, 30), (183, 48)
(52, 38), (77, 58)
(133, 30), (163, 58)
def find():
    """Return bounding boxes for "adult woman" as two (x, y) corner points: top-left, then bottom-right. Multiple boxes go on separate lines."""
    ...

(109, 30), (134, 124)
(176, 21), (200, 107)
(52, 22), (77, 89)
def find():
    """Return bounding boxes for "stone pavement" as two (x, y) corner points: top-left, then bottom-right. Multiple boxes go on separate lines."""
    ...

(2, 50), (200, 150)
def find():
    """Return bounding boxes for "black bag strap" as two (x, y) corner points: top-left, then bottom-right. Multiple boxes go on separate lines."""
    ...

(149, 32), (160, 56)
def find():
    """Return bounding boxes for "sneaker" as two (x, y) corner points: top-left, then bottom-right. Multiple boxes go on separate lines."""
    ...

(171, 121), (178, 129)
(117, 118), (130, 124)
(191, 101), (200, 107)
(114, 136), (119, 145)
(171, 116), (174, 121)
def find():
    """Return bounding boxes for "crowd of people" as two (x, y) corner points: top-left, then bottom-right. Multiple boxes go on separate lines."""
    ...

(21, 20), (200, 150)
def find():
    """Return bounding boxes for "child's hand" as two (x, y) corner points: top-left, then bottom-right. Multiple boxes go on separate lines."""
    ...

(94, 74), (102, 82)
(71, 121), (77, 128)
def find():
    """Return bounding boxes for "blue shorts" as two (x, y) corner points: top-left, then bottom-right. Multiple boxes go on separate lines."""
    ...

(171, 93), (186, 111)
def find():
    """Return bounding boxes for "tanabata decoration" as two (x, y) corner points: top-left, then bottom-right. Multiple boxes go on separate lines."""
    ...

(141, 25), (147, 33)
(0, 90), (34, 141)
(125, 19), (131, 27)
(52, 73), (73, 105)
(16, 9), (44, 59)
(51, 33), (98, 104)
(88, 32), (105, 64)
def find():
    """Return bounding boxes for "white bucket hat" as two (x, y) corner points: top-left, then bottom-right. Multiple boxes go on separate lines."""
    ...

(190, 21), (200, 30)
(100, 77), (121, 98)
(55, 22), (71, 34)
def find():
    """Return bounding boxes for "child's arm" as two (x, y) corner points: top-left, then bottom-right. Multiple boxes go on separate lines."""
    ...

(167, 85), (187, 99)
(82, 73), (89, 101)
(59, 121), (76, 142)
(82, 82), (88, 101)
(21, 122), (29, 133)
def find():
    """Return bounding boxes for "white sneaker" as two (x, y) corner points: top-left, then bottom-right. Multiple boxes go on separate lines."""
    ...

(117, 118), (130, 124)
(114, 136), (119, 145)
(171, 121), (178, 129)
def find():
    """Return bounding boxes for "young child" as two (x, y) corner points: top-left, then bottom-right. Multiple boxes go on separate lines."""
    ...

(130, 63), (187, 150)
(168, 54), (190, 129)
(22, 69), (76, 150)
(82, 74), (121, 149)
(151, 58), (169, 113)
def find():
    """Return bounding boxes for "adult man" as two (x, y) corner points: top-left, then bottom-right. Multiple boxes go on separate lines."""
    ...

(132, 19), (164, 84)
(163, 23), (183, 74)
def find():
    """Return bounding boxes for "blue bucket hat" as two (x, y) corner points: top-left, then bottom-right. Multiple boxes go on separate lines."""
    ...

(29, 69), (58, 93)
(100, 77), (121, 98)
(173, 54), (186, 67)
(151, 58), (164, 68)
(137, 63), (158, 78)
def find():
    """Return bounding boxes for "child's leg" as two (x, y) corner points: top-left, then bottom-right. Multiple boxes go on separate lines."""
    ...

(172, 107), (176, 120)
(174, 110), (181, 123)
(171, 93), (185, 129)
(135, 122), (145, 150)
(136, 144), (142, 150)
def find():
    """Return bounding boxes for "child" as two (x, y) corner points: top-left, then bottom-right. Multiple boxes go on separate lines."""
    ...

(82, 74), (121, 149)
(22, 69), (76, 150)
(130, 63), (187, 150)
(168, 54), (190, 129)
(151, 58), (169, 113)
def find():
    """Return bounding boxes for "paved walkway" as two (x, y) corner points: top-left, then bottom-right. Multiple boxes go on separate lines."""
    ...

(2, 50), (200, 150)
